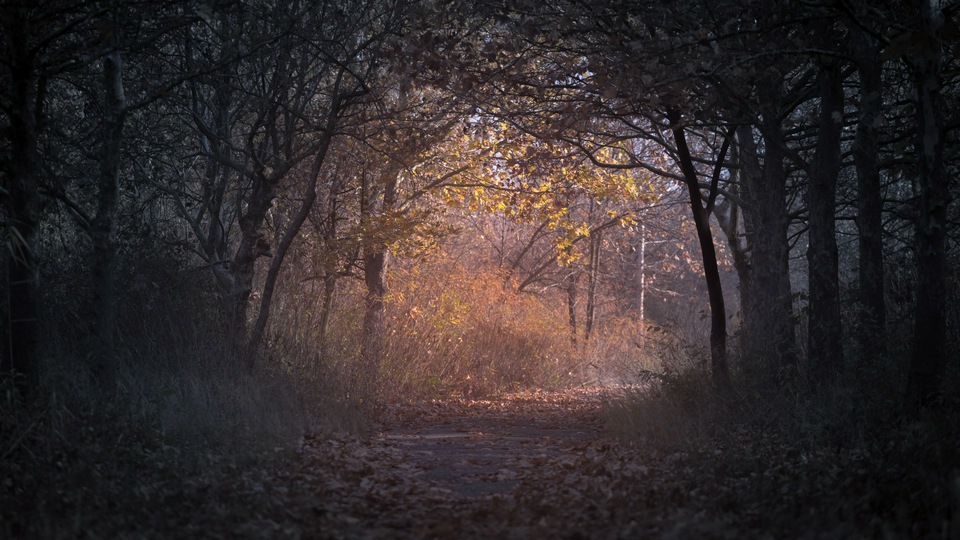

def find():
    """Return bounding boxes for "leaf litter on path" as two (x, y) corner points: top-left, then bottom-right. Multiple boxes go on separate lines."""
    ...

(256, 385), (952, 539)
(279, 387), (686, 539)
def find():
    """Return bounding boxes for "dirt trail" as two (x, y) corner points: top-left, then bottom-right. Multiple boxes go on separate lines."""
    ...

(290, 388), (636, 539)
(287, 384), (940, 539)
(379, 389), (605, 502)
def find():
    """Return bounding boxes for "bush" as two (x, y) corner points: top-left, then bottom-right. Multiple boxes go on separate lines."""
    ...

(602, 327), (960, 537)
(377, 258), (581, 399)
(0, 254), (357, 538)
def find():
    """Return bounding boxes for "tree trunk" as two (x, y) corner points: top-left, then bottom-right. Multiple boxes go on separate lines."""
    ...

(4, 154), (40, 390)
(360, 170), (399, 394)
(852, 25), (886, 366)
(584, 230), (601, 343)
(317, 270), (338, 360)
(806, 53), (844, 385)
(743, 80), (798, 369)
(636, 225), (647, 346)
(362, 248), (387, 369)
(226, 160), (279, 356)
(247, 155), (319, 358)
(90, 44), (127, 389)
(186, 18), (239, 296)
(714, 134), (750, 338)
(316, 178), (345, 361)
(733, 126), (762, 349)
(667, 109), (730, 391)
(248, 94), (341, 357)
(714, 197), (749, 328)
(636, 225), (646, 320)
(1, 7), (42, 389)
(905, 0), (949, 413)
(566, 269), (578, 346)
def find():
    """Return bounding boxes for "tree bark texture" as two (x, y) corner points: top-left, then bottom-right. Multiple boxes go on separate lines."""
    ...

(228, 177), (274, 346)
(905, 0), (949, 412)
(360, 170), (399, 391)
(714, 195), (749, 327)
(90, 44), (127, 389)
(806, 53), (844, 384)
(852, 25), (887, 365)
(317, 271), (338, 360)
(249, 88), (344, 356)
(1, 6), (42, 386)
(566, 269), (578, 346)
(362, 250), (388, 373)
(743, 79), (798, 368)
(185, 18), (240, 296)
(316, 177), (346, 361)
(727, 127), (762, 340)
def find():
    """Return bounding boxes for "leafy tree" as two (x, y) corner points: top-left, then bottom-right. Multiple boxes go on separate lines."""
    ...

(432, 112), (649, 344)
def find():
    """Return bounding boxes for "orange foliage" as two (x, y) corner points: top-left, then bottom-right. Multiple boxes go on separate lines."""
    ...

(378, 254), (581, 399)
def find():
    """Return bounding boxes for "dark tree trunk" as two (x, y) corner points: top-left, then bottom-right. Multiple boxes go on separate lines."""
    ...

(317, 270), (338, 359)
(4, 160), (40, 389)
(806, 54), (844, 384)
(316, 178), (345, 361)
(185, 17), (240, 299)
(729, 126), (763, 342)
(248, 91), (342, 356)
(90, 45), (127, 389)
(228, 179), (273, 347)
(362, 249), (388, 372)
(743, 79), (798, 369)
(247, 157), (319, 358)
(905, 1), (949, 413)
(667, 109), (730, 391)
(852, 25), (887, 366)
(1, 7), (42, 388)
(715, 197), (749, 318)
(714, 134), (750, 342)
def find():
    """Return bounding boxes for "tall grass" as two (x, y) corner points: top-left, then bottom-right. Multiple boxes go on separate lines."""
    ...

(603, 327), (955, 449)
(601, 296), (960, 535)
(0, 259), (361, 538)
(376, 259), (582, 399)
(580, 300), (711, 387)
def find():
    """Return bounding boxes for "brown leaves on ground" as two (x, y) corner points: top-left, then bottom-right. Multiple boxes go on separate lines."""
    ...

(4, 388), (957, 538)
(247, 388), (956, 539)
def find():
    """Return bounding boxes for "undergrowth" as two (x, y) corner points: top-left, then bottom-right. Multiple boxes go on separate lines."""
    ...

(0, 274), (358, 539)
(604, 332), (960, 537)
(378, 259), (581, 400)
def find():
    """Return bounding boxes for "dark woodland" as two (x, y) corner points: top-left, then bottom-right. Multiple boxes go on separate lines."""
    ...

(2, 1), (959, 537)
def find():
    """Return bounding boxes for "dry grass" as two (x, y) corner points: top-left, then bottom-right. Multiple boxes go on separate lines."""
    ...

(377, 259), (581, 399)
(601, 322), (960, 537)
(0, 269), (364, 539)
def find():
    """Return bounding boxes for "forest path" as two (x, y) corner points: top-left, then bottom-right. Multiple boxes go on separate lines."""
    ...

(378, 388), (605, 502)
(284, 384), (948, 540)
(288, 388), (661, 539)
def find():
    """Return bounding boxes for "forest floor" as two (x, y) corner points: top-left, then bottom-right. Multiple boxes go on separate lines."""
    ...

(5, 386), (956, 538)
(225, 385), (952, 539)
(283, 387), (683, 539)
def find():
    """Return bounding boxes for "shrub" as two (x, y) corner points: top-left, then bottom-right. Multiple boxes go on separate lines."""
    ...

(377, 258), (581, 399)
(0, 252), (357, 538)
